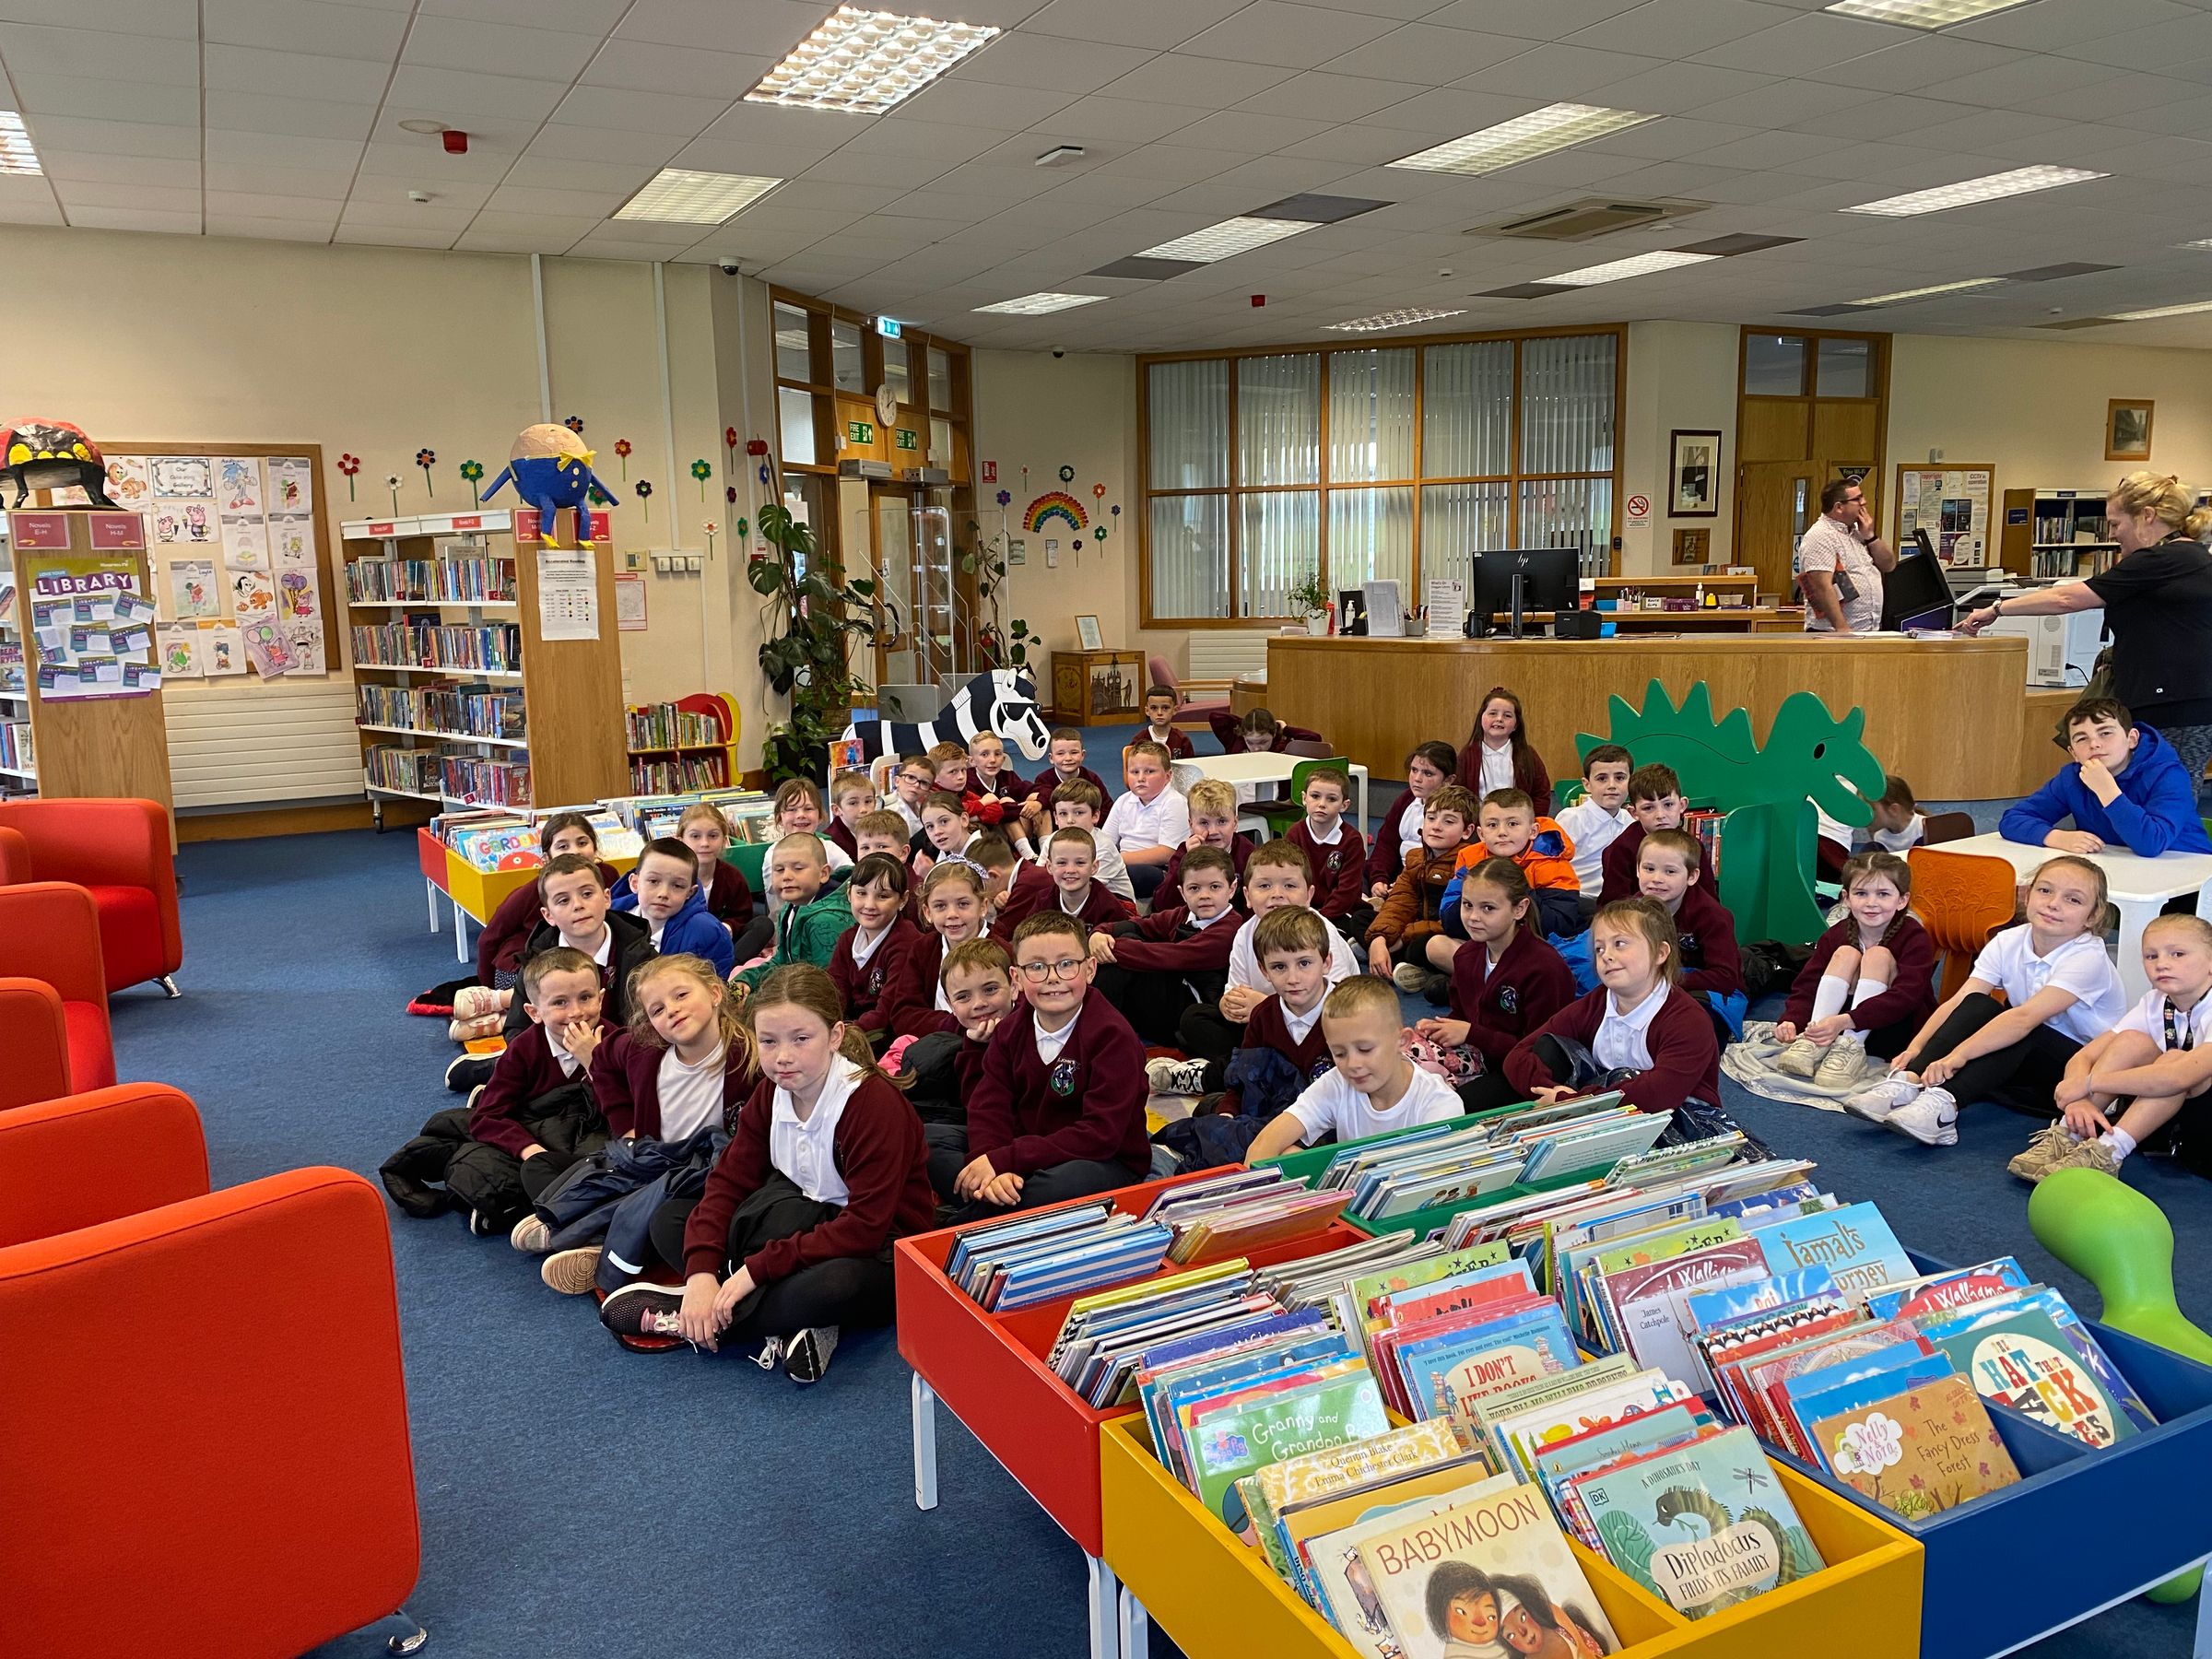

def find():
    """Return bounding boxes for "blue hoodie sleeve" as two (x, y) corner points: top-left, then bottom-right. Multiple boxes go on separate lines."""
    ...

(1998, 771), (2073, 847)
(673, 911), (735, 976)
(2097, 740), (2203, 857)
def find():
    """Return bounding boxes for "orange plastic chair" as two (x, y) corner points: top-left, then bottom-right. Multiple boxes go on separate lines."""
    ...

(0, 799), (182, 995)
(0, 1086), (425, 1658)
(1908, 846), (2020, 999)
(0, 883), (114, 1093)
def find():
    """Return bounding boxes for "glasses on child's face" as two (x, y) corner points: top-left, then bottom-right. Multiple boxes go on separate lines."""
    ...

(1018, 957), (1086, 982)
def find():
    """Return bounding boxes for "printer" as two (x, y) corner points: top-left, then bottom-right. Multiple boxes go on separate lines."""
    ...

(1956, 576), (2106, 689)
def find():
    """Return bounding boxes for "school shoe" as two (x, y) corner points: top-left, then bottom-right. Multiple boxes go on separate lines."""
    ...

(1842, 1076), (1921, 1123)
(598, 1283), (688, 1343)
(1771, 1037), (1822, 1078)
(448, 1013), (503, 1042)
(1146, 1055), (1210, 1097)
(2041, 1136), (2120, 1179)
(1886, 1087), (1959, 1147)
(445, 1053), (497, 1094)
(541, 1246), (604, 1295)
(452, 985), (503, 1020)
(784, 1325), (841, 1384)
(1810, 1035), (1868, 1091)
(750, 1336), (785, 1371)
(466, 1208), (501, 1238)
(2007, 1124), (2081, 1183)
(510, 1213), (552, 1253)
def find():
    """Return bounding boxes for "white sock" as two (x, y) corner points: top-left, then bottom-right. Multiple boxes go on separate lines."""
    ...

(2100, 1127), (2137, 1161)
(1808, 975), (1851, 1023)
(1849, 977), (1889, 1006)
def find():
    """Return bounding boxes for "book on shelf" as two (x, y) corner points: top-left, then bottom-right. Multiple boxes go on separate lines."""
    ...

(345, 551), (516, 605)
(629, 756), (728, 794)
(355, 682), (526, 742)
(350, 620), (522, 673)
(441, 753), (531, 808)
(363, 744), (442, 795)
(627, 701), (726, 751)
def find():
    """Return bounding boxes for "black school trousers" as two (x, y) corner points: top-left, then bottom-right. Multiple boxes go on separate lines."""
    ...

(921, 1121), (1134, 1222)
(1176, 1002), (1244, 1088)
(1094, 961), (1225, 1047)
(647, 1171), (893, 1343)
(1915, 992), (2081, 1112)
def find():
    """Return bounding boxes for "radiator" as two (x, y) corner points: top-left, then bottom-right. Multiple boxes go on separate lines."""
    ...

(1185, 634), (1270, 682)
(162, 677), (366, 809)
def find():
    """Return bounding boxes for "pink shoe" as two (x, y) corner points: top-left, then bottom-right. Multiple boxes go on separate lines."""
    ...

(453, 985), (504, 1020)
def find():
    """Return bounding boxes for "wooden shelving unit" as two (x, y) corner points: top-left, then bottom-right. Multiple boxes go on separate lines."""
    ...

(625, 691), (739, 794)
(340, 508), (629, 826)
(1998, 487), (2118, 578)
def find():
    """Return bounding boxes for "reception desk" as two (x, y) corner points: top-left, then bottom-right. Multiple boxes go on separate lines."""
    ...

(1262, 632), (2033, 801)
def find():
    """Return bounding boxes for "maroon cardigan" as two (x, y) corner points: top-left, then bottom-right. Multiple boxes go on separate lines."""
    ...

(1109, 905), (1241, 974)
(1286, 819), (1368, 919)
(477, 857), (619, 982)
(1505, 985), (1721, 1113)
(1365, 791), (1425, 889)
(1141, 725), (1196, 760)
(680, 1071), (935, 1283)
(467, 1018), (606, 1157)
(827, 818), (860, 861)
(1219, 994), (1333, 1117)
(1447, 926), (1577, 1066)
(1597, 821), (1707, 905)
(588, 1029), (747, 1141)
(1022, 766), (1110, 810)
(1782, 915), (1937, 1035)
(1158, 834), (1254, 898)
(1455, 738), (1553, 818)
(1668, 883), (1744, 1001)
(963, 990), (1150, 1178)
(829, 914), (922, 1033)
(992, 869), (1134, 943)
(877, 928), (962, 1040)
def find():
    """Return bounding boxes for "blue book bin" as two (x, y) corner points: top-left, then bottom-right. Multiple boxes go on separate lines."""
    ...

(1775, 1253), (2212, 1658)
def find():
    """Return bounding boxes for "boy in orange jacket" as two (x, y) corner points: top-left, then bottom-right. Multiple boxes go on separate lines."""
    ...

(1442, 787), (1583, 944)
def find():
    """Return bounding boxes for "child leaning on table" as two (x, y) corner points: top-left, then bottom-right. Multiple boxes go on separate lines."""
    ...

(1999, 696), (2212, 858)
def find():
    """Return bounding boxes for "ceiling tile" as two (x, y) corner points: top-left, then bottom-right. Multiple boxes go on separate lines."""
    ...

(1231, 69), (1409, 122)
(954, 30), (1157, 94)
(66, 204), (203, 232)
(799, 147), (947, 188)
(526, 123), (685, 166)
(0, 21), (197, 84)
(1169, 109), (1340, 157)
(206, 211), (338, 240)
(484, 182), (631, 216)
(1426, 0), (1647, 38)
(1359, 86), (1527, 136)
(1688, 10), (1900, 73)
(1277, 123), (1430, 164)
(418, 0), (625, 31)
(841, 119), (1004, 162)
(664, 137), (838, 177)
(894, 79), (1078, 131)
(204, 161), (356, 196)
(1952, 0), (2189, 52)
(1453, 41), (1667, 99)
(335, 198), (477, 230)
(356, 135), (514, 182)
(1179, 3), (1402, 69)
(57, 179), (201, 210)
(1826, 35), (2024, 93)
(18, 115), (200, 157)
(12, 73), (203, 124)
(203, 88), (379, 138)
(203, 44), (394, 103)
(1020, 0), (1251, 50)
(347, 173), (494, 209)
(385, 65), (572, 123)
(1590, 61), (1774, 114)
(503, 153), (658, 194)
(580, 41), (768, 100)
(334, 222), (462, 247)
(39, 148), (200, 186)
(612, 0), (823, 57)
(1320, 25), (1528, 85)
(204, 189), (343, 220)
(566, 232), (712, 260)
(456, 207), (600, 241)
(201, 0), (409, 60)
(554, 85), (732, 135)
(1569, 0), (1805, 58)
(402, 16), (606, 81)
(1030, 93), (1205, 145)
(1100, 52), (1298, 109)
(0, 0), (194, 39)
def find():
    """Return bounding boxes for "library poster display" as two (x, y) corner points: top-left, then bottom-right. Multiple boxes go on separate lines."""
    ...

(14, 535), (159, 701)
(1895, 465), (1994, 567)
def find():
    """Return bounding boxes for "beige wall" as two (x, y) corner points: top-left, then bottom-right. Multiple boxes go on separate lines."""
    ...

(1620, 321), (1738, 578)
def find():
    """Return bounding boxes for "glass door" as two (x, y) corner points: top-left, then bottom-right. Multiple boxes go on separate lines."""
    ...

(912, 496), (953, 686)
(872, 491), (914, 691)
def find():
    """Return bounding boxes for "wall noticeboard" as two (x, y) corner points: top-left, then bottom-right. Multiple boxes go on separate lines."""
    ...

(1894, 464), (1994, 566)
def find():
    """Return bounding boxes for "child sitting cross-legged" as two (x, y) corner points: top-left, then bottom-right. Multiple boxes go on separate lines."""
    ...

(1246, 976), (1465, 1159)
(943, 936), (1018, 1097)
(733, 834), (854, 994)
(828, 853), (921, 1042)
(1284, 765), (1367, 922)
(599, 963), (935, 1383)
(612, 836), (735, 977)
(1428, 788), (1580, 984)
(1505, 898), (1747, 1147)
(1090, 845), (1242, 1046)
(1159, 778), (1255, 894)
(877, 860), (991, 1046)
(1105, 739), (1192, 900)
(1597, 763), (1703, 904)
(1363, 741), (1458, 911)
(1771, 851), (1935, 1087)
(927, 912), (1152, 1220)
(994, 827), (1135, 939)
(1412, 857), (1576, 1113)
(1848, 854), (2126, 1148)
(1635, 828), (1747, 1041)
(964, 729), (1030, 849)
(826, 768), (877, 861)
(1369, 783), (1477, 986)
(1555, 744), (1632, 913)
(888, 753), (935, 839)
(1042, 779), (1133, 902)
(2010, 913), (2212, 1182)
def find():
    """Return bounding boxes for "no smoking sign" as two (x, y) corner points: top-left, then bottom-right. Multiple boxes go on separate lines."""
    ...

(1626, 493), (1651, 524)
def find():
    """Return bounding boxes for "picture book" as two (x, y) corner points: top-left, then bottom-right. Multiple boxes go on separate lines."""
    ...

(1747, 1202), (1913, 1299)
(1147, 1335), (1360, 1484)
(1532, 1400), (1714, 1546)
(1575, 1425), (1826, 1619)
(1348, 1245), (1512, 1326)
(1602, 1237), (1772, 1386)
(1192, 1366), (1390, 1530)
(1589, 1218), (1745, 1278)
(1251, 1419), (1467, 1585)
(1809, 1373), (2022, 1522)
(1922, 1305), (2137, 1450)
(1300, 1471), (1517, 1656)
(1865, 1256), (2030, 1322)
(1469, 1353), (1641, 1441)
(1397, 1305), (1582, 1430)
(1351, 1480), (1618, 1659)
(1684, 1267), (1839, 1335)
(1915, 1286), (2157, 1434)
(1788, 1349), (1957, 1458)
(1489, 1371), (1697, 1486)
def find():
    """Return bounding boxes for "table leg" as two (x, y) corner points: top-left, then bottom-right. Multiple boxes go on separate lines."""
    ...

(1351, 765), (1370, 836)
(2114, 899), (2158, 1002)
(2196, 1574), (2212, 1659)
(425, 878), (441, 934)
(912, 1371), (939, 1512)
(1086, 1554), (1120, 1659)
(1117, 1583), (1150, 1659)
(453, 901), (470, 963)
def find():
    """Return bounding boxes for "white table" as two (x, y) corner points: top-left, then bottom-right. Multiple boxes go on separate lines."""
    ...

(1176, 751), (1370, 838)
(1944, 832), (2212, 1001)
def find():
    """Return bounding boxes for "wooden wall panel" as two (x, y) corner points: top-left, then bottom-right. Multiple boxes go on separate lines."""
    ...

(1738, 400), (1810, 463)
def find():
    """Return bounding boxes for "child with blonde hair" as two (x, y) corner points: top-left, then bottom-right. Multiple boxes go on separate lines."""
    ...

(1159, 777), (1255, 893)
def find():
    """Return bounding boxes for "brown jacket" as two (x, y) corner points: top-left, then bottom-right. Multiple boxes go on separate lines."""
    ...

(1367, 841), (1464, 947)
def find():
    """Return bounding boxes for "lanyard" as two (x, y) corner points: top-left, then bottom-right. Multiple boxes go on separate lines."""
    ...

(2166, 998), (2196, 1053)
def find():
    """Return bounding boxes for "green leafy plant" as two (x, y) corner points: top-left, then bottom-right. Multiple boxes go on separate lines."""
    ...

(1287, 571), (1330, 618)
(748, 500), (879, 782)
(960, 522), (1032, 670)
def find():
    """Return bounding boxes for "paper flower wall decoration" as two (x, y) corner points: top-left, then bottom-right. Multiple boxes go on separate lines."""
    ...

(735, 516), (748, 538)
(564, 416), (584, 433)
(337, 453), (360, 501)
(1093, 483), (1105, 499)
(704, 520), (718, 556)
(635, 478), (653, 524)
(1093, 527), (1106, 542)
(726, 486), (738, 504)
(995, 489), (1010, 506)
(1058, 465), (1074, 483)
(416, 448), (436, 497)
(758, 461), (771, 487)
(459, 458), (485, 507)
(384, 473), (402, 514)
(690, 458), (712, 500)
(614, 438), (632, 480)
(724, 426), (738, 453)
(745, 438), (769, 457)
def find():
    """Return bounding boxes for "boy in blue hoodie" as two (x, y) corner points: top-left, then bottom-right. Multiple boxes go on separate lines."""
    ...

(611, 837), (735, 976)
(2001, 698), (2212, 858)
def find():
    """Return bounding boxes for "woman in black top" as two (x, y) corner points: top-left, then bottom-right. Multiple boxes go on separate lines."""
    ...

(1959, 472), (2212, 783)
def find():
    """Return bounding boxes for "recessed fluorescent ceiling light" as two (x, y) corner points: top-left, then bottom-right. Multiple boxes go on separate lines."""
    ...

(1547, 250), (1718, 287)
(0, 112), (41, 176)
(2181, 239), (2212, 251)
(746, 6), (999, 115)
(972, 292), (1109, 315)
(1137, 217), (1316, 263)
(2111, 300), (2212, 321)
(1848, 277), (2006, 305)
(1326, 307), (1467, 333)
(1843, 165), (2104, 217)
(1824, 0), (2034, 27)
(1389, 102), (1654, 175)
(614, 169), (779, 224)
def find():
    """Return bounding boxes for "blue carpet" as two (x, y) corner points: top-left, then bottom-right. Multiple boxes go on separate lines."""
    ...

(123, 817), (2211, 1659)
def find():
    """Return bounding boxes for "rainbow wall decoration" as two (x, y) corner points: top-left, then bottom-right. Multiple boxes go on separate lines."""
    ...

(1024, 490), (1088, 535)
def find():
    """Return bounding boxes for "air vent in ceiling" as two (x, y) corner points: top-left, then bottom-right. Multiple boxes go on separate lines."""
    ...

(1465, 197), (1704, 243)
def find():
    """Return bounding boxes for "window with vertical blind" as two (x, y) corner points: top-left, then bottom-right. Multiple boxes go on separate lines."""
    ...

(1140, 329), (1621, 625)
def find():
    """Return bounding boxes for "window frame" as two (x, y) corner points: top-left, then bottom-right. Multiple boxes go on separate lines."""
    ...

(1138, 324), (1626, 629)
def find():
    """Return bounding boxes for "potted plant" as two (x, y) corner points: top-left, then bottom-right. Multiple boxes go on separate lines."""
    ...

(1287, 571), (1331, 636)
(747, 501), (881, 782)
(960, 523), (1034, 669)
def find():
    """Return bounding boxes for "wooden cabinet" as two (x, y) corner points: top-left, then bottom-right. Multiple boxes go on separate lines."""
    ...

(1051, 648), (1145, 726)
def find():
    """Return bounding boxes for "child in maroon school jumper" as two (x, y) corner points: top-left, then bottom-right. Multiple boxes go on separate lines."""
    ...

(1598, 763), (1706, 904)
(457, 812), (619, 1026)
(1636, 829), (1746, 1037)
(1090, 845), (1244, 1046)
(1414, 858), (1575, 1113)
(1285, 765), (1366, 921)
(1219, 907), (1337, 1117)
(1141, 686), (1198, 761)
(992, 827), (1135, 940)
(827, 853), (921, 1040)
(877, 862), (992, 1042)
(1772, 850), (1936, 1075)
(927, 911), (1151, 1218)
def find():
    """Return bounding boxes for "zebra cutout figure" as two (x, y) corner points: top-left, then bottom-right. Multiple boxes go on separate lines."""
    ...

(841, 669), (1053, 766)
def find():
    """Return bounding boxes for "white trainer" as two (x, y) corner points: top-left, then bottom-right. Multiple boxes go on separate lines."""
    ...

(1886, 1088), (1959, 1147)
(1843, 1076), (1921, 1123)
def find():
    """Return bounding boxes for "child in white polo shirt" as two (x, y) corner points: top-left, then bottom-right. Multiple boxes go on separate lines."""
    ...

(1247, 976), (1461, 1158)
(1103, 738), (1191, 902)
(1555, 743), (1632, 905)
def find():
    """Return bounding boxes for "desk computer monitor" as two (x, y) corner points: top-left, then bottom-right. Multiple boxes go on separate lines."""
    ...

(1470, 547), (1583, 637)
(1881, 530), (1956, 631)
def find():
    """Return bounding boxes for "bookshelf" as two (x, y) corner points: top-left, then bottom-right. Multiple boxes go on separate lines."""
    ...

(340, 508), (628, 826)
(1998, 487), (2118, 579)
(625, 691), (739, 794)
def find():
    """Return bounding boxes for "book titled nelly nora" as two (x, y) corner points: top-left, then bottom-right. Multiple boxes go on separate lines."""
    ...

(1354, 1480), (1619, 1659)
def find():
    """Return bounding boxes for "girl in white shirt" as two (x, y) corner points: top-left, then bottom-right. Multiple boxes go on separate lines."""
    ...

(1850, 855), (2126, 1149)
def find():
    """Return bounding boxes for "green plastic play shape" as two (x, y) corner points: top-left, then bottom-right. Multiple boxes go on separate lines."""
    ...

(2030, 1167), (2212, 1603)
(1574, 680), (1886, 945)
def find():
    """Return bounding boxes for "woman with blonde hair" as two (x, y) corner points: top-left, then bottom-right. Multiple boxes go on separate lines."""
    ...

(1960, 471), (2212, 782)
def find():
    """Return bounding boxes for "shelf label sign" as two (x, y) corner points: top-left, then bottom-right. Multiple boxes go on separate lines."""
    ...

(8, 513), (70, 549)
(895, 428), (918, 451)
(847, 420), (875, 445)
(89, 512), (145, 549)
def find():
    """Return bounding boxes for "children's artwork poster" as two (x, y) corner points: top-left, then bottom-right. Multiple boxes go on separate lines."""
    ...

(22, 553), (158, 700)
(266, 456), (312, 515)
(276, 566), (315, 619)
(152, 500), (216, 546)
(269, 513), (313, 570)
(168, 559), (220, 619)
(221, 512), (268, 569)
(103, 455), (151, 505)
(238, 615), (295, 678)
(229, 569), (275, 617)
(147, 456), (213, 499)
(200, 621), (243, 676)
(159, 622), (204, 678)
(280, 614), (325, 674)
(218, 456), (263, 514)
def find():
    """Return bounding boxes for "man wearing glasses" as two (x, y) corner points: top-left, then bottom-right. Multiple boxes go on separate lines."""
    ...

(1795, 477), (1896, 635)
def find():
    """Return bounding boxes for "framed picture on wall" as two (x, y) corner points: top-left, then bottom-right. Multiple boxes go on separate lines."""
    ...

(1672, 527), (1711, 567)
(2107, 399), (2154, 463)
(1075, 614), (1103, 652)
(1669, 429), (1721, 517)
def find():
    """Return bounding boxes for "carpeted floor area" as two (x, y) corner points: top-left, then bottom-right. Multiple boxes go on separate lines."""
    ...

(123, 764), (2212, 1657)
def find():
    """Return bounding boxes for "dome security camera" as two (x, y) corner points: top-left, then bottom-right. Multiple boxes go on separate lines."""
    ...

(1052, 347), (1065, 359)
(718, 260), (741, 276)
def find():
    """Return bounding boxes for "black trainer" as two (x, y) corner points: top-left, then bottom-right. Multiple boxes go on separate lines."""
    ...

(599, 1283), (689, 1344)
(784, 1325), (841, 1383)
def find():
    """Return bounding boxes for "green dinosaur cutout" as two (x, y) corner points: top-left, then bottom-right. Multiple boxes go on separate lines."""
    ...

(1577, 679), (1886, 945)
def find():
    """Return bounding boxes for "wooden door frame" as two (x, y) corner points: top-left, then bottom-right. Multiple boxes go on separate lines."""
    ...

(1731, 326), (1889, 603)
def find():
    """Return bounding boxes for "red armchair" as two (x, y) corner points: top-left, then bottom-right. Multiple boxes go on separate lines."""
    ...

(0, 977), (73, 1111)
(0, 1086), (425, 1658)
(0, 883), (114, 1095)
(0, 798), (182, 995)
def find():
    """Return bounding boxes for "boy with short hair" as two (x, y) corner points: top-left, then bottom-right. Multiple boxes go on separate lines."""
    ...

(501, 853), (655, 1040)
(889, 753), (936, 837)
(733, 834), (855, 993)
(964, 730), (1028, 844)
(1093, 844), (1243, 1044)
(994, 826), (1135, 939)
(1637, 827), (1747, 1037)
(928, 912), (1151, 1217)
(1556, 744), (1632, 902)
(1285, 766), (1367, 921)
(967, 830), (1024, 922)
(1045, 778), (1133, 901)
(1247, 976), (1462, 1158)
(926, 740), (971, 795)
(612, 836), (735, 976)
(1159, 778), (1255, 892)
(853, 808), (911, 864)
(1142, 685), (1196, 760)
(1104, 738), (1192, 900)
(827, 768), (876, 860)
(1018, 727), (1109, 848)
(2001, 697), (2212, 857)
(1598, 762), (1705, 903)
(1368, 784), (1477, 982)
(943, 936), (1018, 1099)
(1448, 787), (1581, 937)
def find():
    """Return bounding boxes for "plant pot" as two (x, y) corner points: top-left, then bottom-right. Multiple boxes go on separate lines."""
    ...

(1303, 613), (1329, 636)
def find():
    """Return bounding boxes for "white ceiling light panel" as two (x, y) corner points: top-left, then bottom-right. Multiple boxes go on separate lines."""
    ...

(0, 112), (41, 177)
(972, 292), (1109, 314)
(746, 6), (1001, 116)
(613, 170), (782, 223)
(1843, 166), (2105, 218)
(1847, 277), (2006, 305)
(1388, 104), (1655, 177)
(1546, 250), (1719, 287)
(1136, 217), (1318, 263)
(1325, 307), (1467, 332)
(1824, 0), (2036, 28)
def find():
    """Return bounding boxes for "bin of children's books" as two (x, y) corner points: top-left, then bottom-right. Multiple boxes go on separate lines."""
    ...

(729, 840), (768, 894)
(894, 1174), (1369, 1558)
(1773, 1253), (2212, 1659)
(1097, 1412), (1922, 1659)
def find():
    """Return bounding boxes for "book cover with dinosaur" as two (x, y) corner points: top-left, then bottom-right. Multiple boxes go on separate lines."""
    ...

(1573, 1425), (1826, 1619)
(1809, 1374), (2021, 1522)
